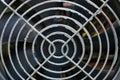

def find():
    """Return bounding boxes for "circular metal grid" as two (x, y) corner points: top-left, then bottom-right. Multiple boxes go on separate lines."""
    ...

(0, 0), (120, 80)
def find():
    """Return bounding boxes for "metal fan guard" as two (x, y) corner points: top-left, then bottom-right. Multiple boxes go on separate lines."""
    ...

(0, 0), (120, 80)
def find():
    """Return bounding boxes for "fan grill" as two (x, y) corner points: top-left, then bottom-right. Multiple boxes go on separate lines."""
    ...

(0, 0), (120, 80)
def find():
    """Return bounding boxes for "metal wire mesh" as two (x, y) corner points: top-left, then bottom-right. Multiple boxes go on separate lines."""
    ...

(0, 0), (120, 80)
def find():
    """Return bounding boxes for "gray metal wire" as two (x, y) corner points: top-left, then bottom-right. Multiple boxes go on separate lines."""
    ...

(0, 0), (120, 80)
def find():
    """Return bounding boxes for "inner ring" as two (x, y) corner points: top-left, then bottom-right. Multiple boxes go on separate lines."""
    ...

(49, 40), (69, 59)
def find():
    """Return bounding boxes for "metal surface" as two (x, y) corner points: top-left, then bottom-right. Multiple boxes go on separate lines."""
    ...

(0, 0), (120, 80)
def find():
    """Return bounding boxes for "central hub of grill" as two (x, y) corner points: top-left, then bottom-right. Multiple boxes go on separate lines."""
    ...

(36, 24), (83, 66)
(49, 40), (68, 58)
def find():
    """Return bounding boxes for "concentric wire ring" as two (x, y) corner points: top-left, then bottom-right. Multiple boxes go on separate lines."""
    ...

(0, 0), (119, 80)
